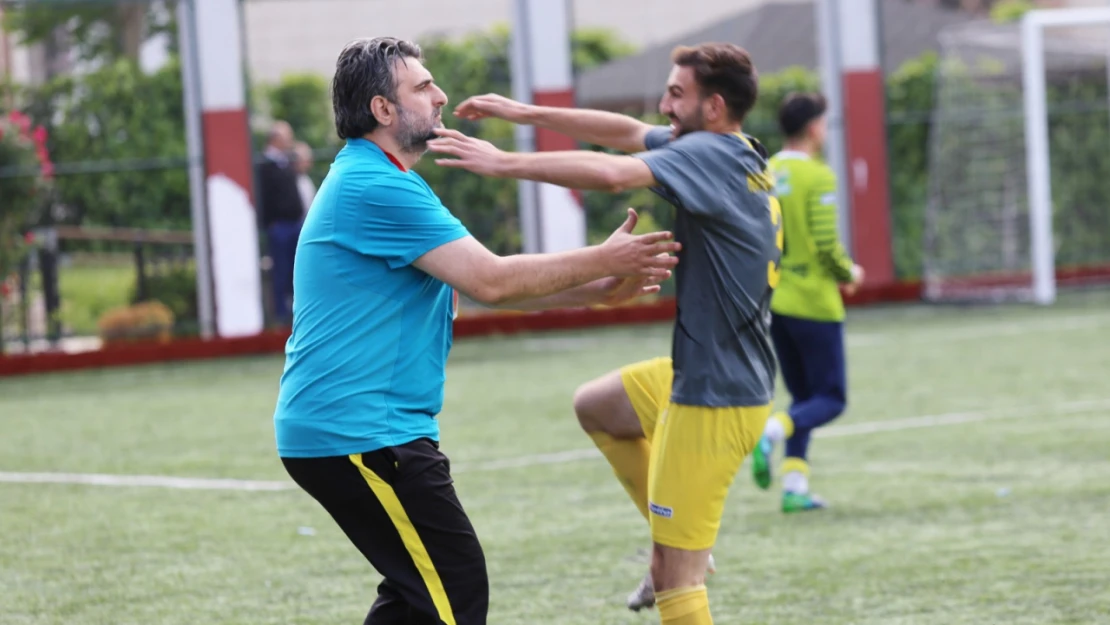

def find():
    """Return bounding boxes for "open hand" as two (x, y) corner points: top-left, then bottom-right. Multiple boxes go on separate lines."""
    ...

(593, 273), (669, 307)
(427, 128), (507, 176)
(454, 93), (531, 123)
(600, 208), (681, 278)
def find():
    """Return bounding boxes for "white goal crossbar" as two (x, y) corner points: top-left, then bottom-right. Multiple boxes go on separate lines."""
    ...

(1022, 7), (1110, 305)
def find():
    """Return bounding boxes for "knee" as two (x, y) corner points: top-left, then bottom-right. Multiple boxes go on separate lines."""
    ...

(572, 383), (600, 432)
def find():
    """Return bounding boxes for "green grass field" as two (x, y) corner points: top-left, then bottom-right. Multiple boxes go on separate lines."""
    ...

(2, 290), (1110, 625)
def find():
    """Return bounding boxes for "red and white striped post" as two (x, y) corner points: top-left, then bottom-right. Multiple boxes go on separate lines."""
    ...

(510, 0), (586, 254)
(826, 0), (895, 285)
(179, 0), (264, 338)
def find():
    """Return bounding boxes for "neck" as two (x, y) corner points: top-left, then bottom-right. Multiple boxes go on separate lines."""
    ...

(783, 138), (818, 157)
(707, 119), (742, 135)
(363, 131), (421, 170)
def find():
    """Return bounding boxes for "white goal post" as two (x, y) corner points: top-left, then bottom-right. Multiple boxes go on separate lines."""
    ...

(1022, 6), (1110, 305)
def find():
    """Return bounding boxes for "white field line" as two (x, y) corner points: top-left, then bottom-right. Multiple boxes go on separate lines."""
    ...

(2, 398), (1108, 490)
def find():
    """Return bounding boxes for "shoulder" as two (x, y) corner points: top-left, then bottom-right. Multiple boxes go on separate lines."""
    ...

(670, 131), (766, 164)
(643, 125), (675, 150)
(806, 161), (838, 190)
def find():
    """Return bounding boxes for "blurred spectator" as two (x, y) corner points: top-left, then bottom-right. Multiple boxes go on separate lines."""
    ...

(256, 120), (305, 324)
(293, 141), (317, 216)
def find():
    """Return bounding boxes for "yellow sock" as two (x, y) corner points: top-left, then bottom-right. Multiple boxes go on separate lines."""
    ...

(782, 456), (810, 476)
(656, 585), (712, 624)
(772, 411), (795, 438)
(588, 431), (651, 521)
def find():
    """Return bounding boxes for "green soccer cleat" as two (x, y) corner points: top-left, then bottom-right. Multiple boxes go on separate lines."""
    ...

(782, 491), (828, 513)
(751, 435), (773, 490)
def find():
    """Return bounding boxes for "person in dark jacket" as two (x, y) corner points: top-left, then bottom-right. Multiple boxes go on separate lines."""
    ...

(257, 120), (305, 323)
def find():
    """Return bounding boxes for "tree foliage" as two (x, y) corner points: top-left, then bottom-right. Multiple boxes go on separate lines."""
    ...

(1, 0), (176, 63)
(9, 19), (1100, 285)
(18, 57), (188, 230)
(411, 25), (640, 254)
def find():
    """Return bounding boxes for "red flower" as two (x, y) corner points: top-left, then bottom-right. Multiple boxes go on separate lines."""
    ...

(41, 161), (55, 179)
(24, 232), (35, 244)
(0, 281), (10, 298)
(9, 112), (31, 137)
(32, 125), (47, 144)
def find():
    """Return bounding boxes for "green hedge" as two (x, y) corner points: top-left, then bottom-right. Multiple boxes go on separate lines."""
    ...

(8, 25), (1106, 292)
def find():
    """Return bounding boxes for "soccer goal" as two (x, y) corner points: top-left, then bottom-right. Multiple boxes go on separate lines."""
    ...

(923, 7), (1110, 305)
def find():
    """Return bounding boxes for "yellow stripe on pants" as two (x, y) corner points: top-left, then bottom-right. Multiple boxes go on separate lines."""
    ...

(348, 454), (456, 625)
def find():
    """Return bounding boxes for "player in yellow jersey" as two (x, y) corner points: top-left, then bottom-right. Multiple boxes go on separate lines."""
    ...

(430, 43), (781, 624)
(750, 92), (864, 512)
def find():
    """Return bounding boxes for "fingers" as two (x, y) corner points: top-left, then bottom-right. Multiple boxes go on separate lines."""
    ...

(432, 127), (469, 140)
(425, 139), (460, 155)
(453, 98), (483, 118)
(635, 230), (676, 245)
(640, 272), (669, 286)
(617, 207), (638, 234)
(434, 159), (469, 168)
(454, 94), (510, 120)
(644, 240), (682, 256)
(634, 254), (679, 276)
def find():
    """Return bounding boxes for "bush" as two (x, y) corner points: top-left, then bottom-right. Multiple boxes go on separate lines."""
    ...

(129, 263), (198, 328)
(97, 300), (175, 347)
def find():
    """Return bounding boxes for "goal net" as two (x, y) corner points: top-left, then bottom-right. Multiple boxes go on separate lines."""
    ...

(923, 9), (1110, 304)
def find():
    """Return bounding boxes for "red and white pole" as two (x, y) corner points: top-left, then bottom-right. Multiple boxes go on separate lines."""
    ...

(510, 0), (586, 253)
(179, 0), (264, 338)
(823, 0), (895, 285)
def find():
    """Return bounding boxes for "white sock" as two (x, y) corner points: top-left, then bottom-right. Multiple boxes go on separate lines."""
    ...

(763, 417), (786, 444)
(783, 471), (808, 494)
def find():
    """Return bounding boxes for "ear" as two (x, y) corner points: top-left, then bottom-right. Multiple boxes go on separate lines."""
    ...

(706, 93), (727, 122)
(370, 95), (394, 128)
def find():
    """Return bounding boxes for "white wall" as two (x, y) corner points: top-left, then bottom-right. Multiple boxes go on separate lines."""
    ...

(242, 0), (761, 84)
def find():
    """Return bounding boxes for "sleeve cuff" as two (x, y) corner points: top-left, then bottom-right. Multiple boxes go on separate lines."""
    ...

(389, 228), (471, 269)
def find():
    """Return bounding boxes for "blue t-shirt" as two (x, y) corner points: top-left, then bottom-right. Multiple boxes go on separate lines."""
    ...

(273, 138), (470, 458)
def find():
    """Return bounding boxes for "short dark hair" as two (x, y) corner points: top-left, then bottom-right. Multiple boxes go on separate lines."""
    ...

(778, 92), (827, 139)
(670, 42), (759, 123)
(332, 37), (423, 140)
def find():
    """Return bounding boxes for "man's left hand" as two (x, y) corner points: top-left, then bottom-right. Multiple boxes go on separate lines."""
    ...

(427, 128), (507, 176)
(594, 273), (668, 308)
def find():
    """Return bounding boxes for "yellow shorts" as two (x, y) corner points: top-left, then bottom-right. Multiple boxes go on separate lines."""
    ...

(620, 357), (771, 551)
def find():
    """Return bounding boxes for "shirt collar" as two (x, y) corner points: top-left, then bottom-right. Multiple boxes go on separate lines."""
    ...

(347, 138), (407, 172)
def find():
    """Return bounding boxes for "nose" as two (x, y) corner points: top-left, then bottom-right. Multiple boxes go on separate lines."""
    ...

(433, 85), (448, 108)
(658, 95), (671, 116)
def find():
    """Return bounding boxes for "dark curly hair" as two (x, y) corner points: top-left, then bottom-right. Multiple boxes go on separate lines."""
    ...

(332, 37), (423, 140)
(670, 42), (759, 123)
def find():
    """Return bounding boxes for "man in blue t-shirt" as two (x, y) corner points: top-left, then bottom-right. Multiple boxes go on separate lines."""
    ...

(274, 37), (680, 625)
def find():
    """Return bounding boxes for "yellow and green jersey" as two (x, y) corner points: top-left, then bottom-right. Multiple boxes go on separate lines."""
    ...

(768, 151), (855, 323)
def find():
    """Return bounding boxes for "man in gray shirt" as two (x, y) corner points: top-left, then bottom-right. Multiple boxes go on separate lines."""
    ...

(428, 42), (781, 623)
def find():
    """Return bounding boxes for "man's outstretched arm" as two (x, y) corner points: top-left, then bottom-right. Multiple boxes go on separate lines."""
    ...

(413, 209), (678, 308)
(454, 93), (657, 154)
(428, 129), (658, 194)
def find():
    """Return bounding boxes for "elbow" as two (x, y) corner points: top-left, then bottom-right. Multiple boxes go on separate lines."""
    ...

(468, 281), (511, 307)
(597, 166), (631, 194)
(467, 262), (514, 307)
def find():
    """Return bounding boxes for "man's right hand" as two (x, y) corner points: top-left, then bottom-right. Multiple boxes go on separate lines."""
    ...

(842, 264), (865, 296)
(598, 208), (681, 278)
(454, 93), (532, 123)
